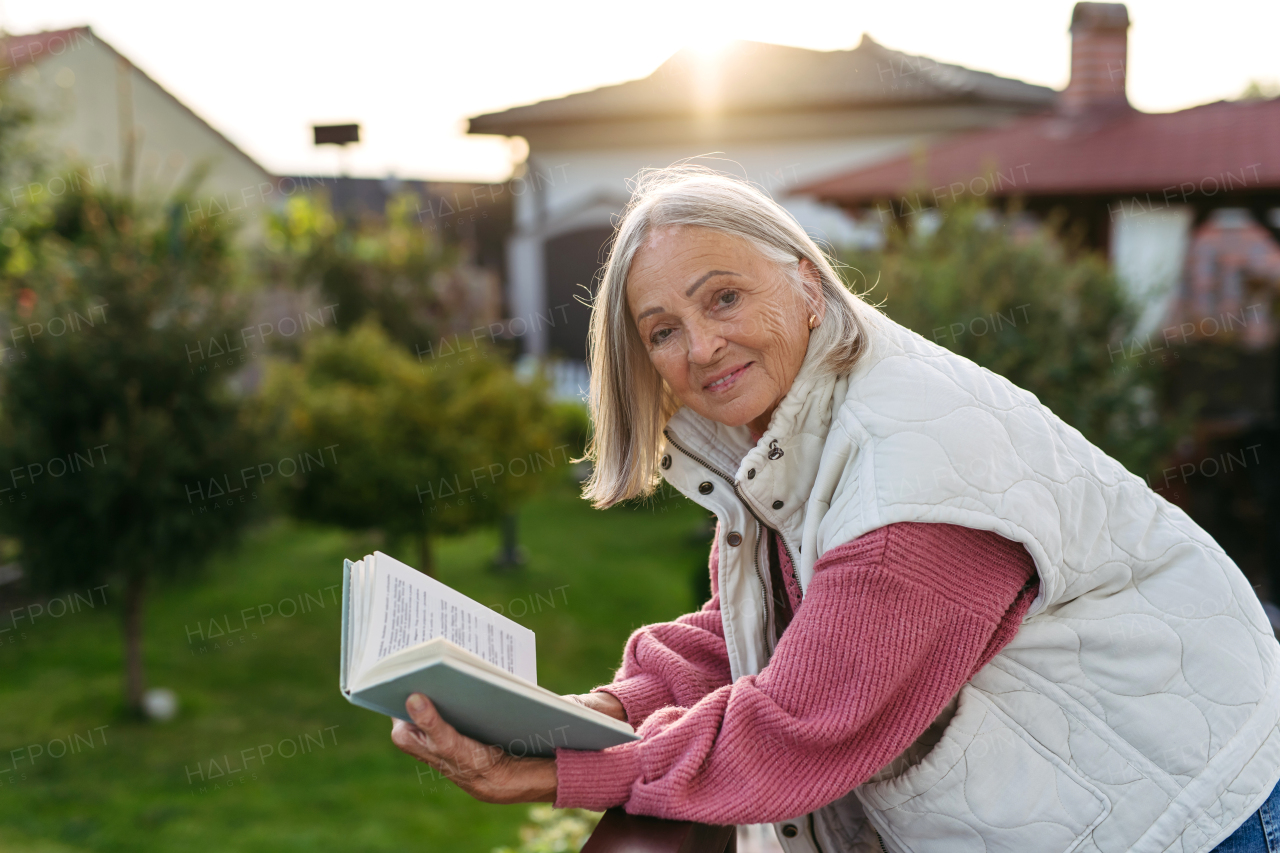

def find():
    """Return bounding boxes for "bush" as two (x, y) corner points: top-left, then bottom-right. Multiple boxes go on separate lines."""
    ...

(257, 321), (568, 573)
(841, 203), (1186, 476)
(260, 192), (501, 353)
(492, 805), (602, 853)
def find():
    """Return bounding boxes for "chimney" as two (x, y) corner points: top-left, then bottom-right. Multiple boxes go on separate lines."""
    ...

(1063, 2), (1131, 114)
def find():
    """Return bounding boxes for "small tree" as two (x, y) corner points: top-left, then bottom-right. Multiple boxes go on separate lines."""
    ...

(0, 181), (260, 715)
(841, 202), (1185, 476)
(260, 193), (501, 352)
(258, 321), (565, 574)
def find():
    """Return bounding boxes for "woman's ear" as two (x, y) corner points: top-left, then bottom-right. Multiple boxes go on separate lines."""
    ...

(798, 259), (826, 325)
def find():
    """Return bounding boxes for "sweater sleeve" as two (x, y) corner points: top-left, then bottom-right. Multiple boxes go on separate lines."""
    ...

(554, 522), (1038, 824)
(589, 524), (733, 727)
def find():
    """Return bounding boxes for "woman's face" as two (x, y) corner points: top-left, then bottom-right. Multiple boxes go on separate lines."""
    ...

(627, 225), (822, 435)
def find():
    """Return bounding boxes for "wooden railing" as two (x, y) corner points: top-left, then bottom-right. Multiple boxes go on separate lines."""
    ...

(581, 808), (737, 853)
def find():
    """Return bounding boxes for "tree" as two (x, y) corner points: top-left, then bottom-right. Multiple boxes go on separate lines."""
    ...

(260, 192), (502, 353)
(841, 202), (1185, 476)
(257, 320), (567, 574)
(0, 180), (260, 715)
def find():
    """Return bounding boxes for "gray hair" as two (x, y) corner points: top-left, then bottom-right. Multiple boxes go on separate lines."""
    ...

(581, 165), (878, 509)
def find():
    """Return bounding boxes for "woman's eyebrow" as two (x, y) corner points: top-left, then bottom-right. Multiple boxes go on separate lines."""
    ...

(635, 270), (743, 322)
(685, 270), (740, 297)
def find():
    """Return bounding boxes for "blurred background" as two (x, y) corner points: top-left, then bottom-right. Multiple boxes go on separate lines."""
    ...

(0, 1), (1276, 850)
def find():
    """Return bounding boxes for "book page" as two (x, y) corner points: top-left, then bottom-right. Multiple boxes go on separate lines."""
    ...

(359, 552), (537, 684)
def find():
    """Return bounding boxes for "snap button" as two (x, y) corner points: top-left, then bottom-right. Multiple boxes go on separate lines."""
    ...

(660, 454), (671, 470)
(781, 824), (798, 838)
(767, 439), (784, 460)
(747, 468), (756, 479)
(727, 532), (742, 547)
(698, 481), (713, 495)
(772, 500), (784, 510)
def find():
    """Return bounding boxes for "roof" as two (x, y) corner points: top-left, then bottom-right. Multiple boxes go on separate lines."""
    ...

(1, 26), (272, 181)
(0, 26), (94, 71)
(468, 36), (1056, 135)
(803, 97), (1280, 203)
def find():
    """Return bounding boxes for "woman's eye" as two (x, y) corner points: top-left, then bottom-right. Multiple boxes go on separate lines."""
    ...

(650, 328), (673, 345)
(717, 291), (738, 307)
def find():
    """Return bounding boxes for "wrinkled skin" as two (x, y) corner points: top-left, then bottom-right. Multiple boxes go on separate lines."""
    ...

(628, 225), (822, 435)
(391, 226), (820, 802)
(390, 691), (624, 804)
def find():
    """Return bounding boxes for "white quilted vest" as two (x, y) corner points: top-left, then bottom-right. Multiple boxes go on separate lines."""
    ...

(657, 311), (1280, 853)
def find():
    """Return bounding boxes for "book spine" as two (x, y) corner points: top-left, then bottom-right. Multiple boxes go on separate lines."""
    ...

(340, 559), (353, 695)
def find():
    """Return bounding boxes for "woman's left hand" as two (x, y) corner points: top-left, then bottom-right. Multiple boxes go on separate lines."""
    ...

(391, 693), (558, 804)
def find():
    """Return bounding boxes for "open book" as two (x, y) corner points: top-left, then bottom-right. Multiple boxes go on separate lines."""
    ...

(340, 551), (638, 757)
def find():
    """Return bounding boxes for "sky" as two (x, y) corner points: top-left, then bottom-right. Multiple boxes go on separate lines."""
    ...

(2, 0), (1277, 182)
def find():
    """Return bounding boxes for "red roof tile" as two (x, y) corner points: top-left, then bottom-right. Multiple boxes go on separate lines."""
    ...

(0, 27), (94, 72)
(804, 98), (1280, 203)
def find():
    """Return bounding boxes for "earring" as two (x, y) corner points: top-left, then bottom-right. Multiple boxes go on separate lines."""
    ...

(808, 314), (818, 329)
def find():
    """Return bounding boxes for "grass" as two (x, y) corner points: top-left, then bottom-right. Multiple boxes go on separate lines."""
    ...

(0, 477), (712, 853)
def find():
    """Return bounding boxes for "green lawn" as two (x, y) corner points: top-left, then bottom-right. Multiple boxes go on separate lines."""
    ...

(0, 479), (712, 853)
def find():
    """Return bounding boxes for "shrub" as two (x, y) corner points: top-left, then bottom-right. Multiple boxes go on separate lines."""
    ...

(841, 203), (1186, 475)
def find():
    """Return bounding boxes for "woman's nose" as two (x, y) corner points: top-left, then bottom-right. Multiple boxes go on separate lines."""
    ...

(685, 318), (725, 364)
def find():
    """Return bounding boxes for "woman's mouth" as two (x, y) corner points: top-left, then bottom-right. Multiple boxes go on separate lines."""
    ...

(704, 362), (752, 393)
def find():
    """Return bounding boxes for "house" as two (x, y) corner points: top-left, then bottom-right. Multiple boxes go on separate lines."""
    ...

(802, 2), (1280, 603)
(468, 36), (1058, 364)
(2, 27), (275, 225)
(802, 4), (1280, 340)
(2, 28), (515, 375)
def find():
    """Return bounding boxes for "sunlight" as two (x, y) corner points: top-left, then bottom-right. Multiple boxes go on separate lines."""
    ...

(687, 34), (735, 61)
(685, 35), (734, 126)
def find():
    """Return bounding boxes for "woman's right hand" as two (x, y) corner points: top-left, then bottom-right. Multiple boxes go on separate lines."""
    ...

(564, 691), (628, 723)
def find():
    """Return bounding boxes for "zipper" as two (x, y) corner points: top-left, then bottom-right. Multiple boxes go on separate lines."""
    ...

(712, 443), (800, 592)
(734, 488), (799, 610)
(809, 814), (827, 853)
(752, 520), (774, 652)
(662, 433), (832, 853)
(663, 430), (801, 654)
(663, 430), (774, 651)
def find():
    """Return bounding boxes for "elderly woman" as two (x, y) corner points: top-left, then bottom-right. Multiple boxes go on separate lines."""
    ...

(392, 168), (1280, 853)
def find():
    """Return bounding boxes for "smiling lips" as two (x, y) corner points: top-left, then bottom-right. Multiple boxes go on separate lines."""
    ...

(704, 362), (753, 393)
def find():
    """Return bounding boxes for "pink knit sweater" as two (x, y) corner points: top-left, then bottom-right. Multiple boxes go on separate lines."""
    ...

(553, 522), (1038, 823)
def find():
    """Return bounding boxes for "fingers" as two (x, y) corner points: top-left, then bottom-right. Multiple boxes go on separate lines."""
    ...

(562, 691), (628, 722)
(405, 694), (446, 742)
(392, 694), (455, 760)
(589, 691), (628, 722)
(390, 718), (435, 761)
(387, 694), (554, 805)
(394, 694), (500, 779)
